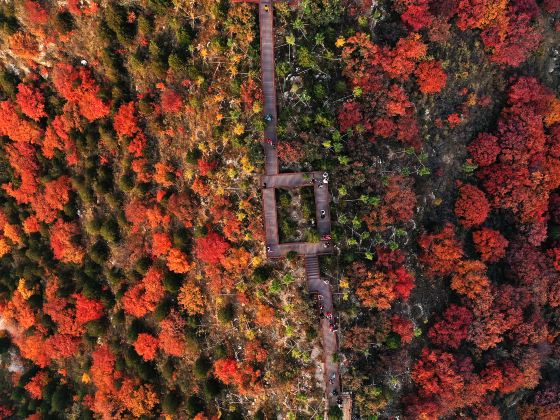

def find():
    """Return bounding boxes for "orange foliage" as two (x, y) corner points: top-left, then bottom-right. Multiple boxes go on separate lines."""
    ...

(213, 358), (261, 394)
(472, 228), (509, 262)
(134, 333), (159, 361)
(16, 83), (46, 121)
(8, 32), (39, 60)
(122, 267), (165, 317)
(418, 223), (464, 277)
(113, 102), (140, 138)
(42, 114), (78, 165)
(363, 175), (416, 231)
(43, 175), (72, 213)
(415, 60), (447, 94)
(25, 371), (48, 399)
(178, 280), (205, 315)
(451, 260), (490, 299)
(0, 238), (9, 257)
(73, 293), (104, 326)
(153, 162), (175, 187)
(167, 248), (192, 273)
(49, 219), (84, 264)
(158, 310), (187, 357)
(0, 101), (42, 143)
(52, 63), (110, 121)
(151, 232), (172, 257)
(2, 290), (36, 330)
(244, 339), (268, 363)
(118, 378), (159, 418)
(24, 0), (49, 25)
(255, 303), (275, 327)
(117, 378), (158, 417)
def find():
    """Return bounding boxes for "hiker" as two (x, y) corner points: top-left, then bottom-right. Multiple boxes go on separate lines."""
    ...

(263, 182), (267, 188)
(264, 4), (269, 12)
(320, 210), (326, 219)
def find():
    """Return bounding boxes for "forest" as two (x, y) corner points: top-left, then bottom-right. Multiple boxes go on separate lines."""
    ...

(0, 0), (559, 419)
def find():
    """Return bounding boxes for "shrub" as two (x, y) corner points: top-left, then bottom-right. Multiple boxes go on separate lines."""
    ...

(194, 356), (211, 379)
(217, 303), (234, 324)
(90, 240), (109, 265)
(204, 377), (223, 398)
(162, 390), (182, 414)
(55, 11), (74, 34)
(100, 219), (120, 243)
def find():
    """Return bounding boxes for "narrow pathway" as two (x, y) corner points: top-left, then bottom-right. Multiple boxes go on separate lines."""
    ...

(305, 256), (341, 405)
(237, 0), (343, 410)
(259, 0), (279, 175)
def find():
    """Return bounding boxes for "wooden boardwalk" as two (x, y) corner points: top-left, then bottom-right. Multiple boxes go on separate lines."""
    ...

(259, 1), (279, 175)
(241, 0), (342, 410)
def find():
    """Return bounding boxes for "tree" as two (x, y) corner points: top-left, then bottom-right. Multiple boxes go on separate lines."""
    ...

(16, 83), (46, 121)
(151, 232), (172, 257)
(25, 371), (48, 399)
(52, 63), (110, 121)
(178, 280), (205, 315)
(73, 294), (104, 326)
(415, 60), (446, 94)
(0, 100), (42, 143)
(418, 223), (464, 277)
(49, 219), (84, 264)
(134, 333), (159, 361)
(428, 304), (473, 349)
(467, 133), (500, 167)
(122, 267), (165, 317)
(451, 260), (490, 300)
(363, 176), (416, 232)
(161, 89), (183, 113)
(411, 348), (465, 399)
(391, 315), (414, 344)
(159, 310), (187, 357)
(195, 231), (230, 265)
(472, 228), (509, 262)
(24, 0), (49, 25)
(113, 102), (140, 138)
(255, 303), (275, 327)
(167, 248), (192, 273)
(454, 184), (490, 228)
(396, 0), (434, 31)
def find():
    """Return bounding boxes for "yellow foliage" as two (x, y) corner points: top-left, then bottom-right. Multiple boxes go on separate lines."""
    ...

(545, 98), (560, 127)
(81, 373), (91, 383)
(3, 223), (22, 245)
(251, 256), (262, 267)
(335, 36), (346, 48)
(0, 238), (9, 258)
(227, 167), (238, 179)
(17, 278), (36, 300)
(233, 123), (245, 136)
(240, 156), (255, 173)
